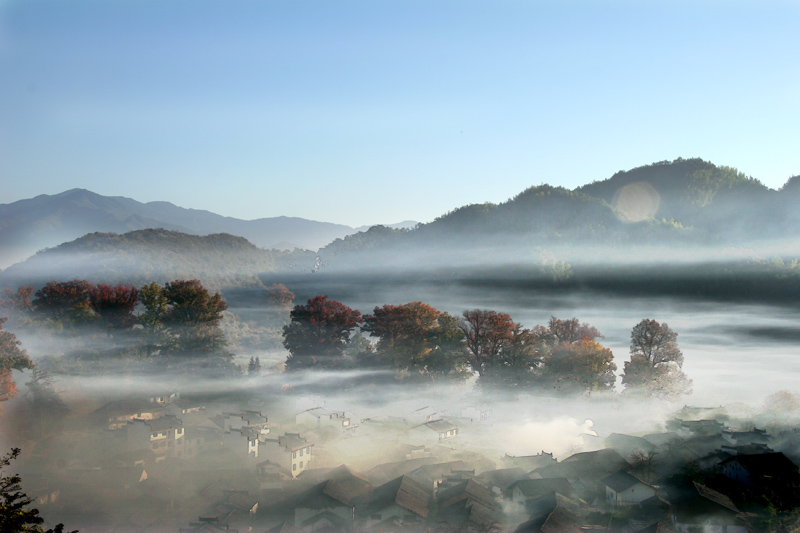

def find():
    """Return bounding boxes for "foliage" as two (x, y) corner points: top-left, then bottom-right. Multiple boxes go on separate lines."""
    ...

(0, 448), (76, 533)
(458, 309), (516, 377)
(539, 338), (617, 394)
(32, 280), (95, 329)
(282, 296), (363, 370)
(362, 302), (468, 381)
(0, 317), (34, 402)
(159, 279), (229, 358)
(247, 356), (261, 375)
(88, 283), (139, 330)
(622, 319), (692, 400)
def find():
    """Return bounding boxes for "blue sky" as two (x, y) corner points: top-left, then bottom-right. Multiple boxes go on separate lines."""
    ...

(1, 0), (798, 227)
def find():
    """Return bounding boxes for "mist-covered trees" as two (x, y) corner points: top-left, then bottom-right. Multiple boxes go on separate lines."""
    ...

(621, 319), (692, 399)
(0, 317), (34, 402)
(283, 296), (363, 370)
(362, 302), (468, 380)
(536, 317), (616, 394)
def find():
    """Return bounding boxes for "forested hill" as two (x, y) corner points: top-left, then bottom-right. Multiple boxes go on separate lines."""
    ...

(316, 158), (800, 271)
(0, 229), (315, 290)
(0, 188), (356, 269)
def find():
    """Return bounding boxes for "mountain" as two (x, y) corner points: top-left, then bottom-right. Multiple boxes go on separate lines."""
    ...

(0, 189), (357, 269)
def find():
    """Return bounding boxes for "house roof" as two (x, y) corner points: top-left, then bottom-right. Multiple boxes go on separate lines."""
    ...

(264, 522), (303, 533)
(602, 470), (647, 493)
(411, 419), (457, 432)
(474, 467), (528, 490)
(437, 479), (496, 511)
(509, 478), (573, 499)
(357, 475), (432, 518)
(693, 481), (739, 513)
(139, 415), (183, 432)
(720, 452), (798, 478)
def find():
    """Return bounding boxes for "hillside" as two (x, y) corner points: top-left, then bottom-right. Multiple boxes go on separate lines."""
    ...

(0, 189), (356, 269)
(0, 229), (314, 290)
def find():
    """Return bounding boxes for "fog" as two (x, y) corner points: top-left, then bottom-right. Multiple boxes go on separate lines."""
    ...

(2, 251), (800, 532)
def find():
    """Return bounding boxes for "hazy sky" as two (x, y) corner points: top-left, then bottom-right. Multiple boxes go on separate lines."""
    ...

(2, 0), (798, 227)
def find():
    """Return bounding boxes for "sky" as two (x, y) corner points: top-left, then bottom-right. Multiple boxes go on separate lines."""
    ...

(1, 0), (798, 227)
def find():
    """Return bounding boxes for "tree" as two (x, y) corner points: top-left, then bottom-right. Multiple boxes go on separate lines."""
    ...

(266, 283), (295, 326)
(0, 448), (76, 533)
(458, 309), (516, 377)
(89, 283), (139, 330)
(362, 302), (468, 380)
(160, 279), (229, 358)
(138, 282), (169, 357)
(32, 280), (96, 328)
(0, 317), (34, 402)
(282, 296), (362, 370)
(621, 319), (692, 400)
(247, 356), (261, 375)
(540, 338), (617, 394)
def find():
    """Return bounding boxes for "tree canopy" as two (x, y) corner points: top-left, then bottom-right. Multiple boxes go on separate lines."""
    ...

(282, 296), (363, 370)
(621, 319), (692, 399)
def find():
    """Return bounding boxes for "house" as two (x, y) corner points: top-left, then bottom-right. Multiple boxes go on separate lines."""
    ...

(256, 459), (293, 490)
(355, 475), (433, 528)
(507, 478), (574, 503)
(91, 398), (166, 430)
(293, 465), (372, 530)
(668, 481), (749, 533)
(502, 452), (557, 472)
(261, 432), (314, 478)
(125, 414), (185, 460)
(222, 427), (261, 461)
(721, 427), (769, 447)
(720, 452), (800, 490)
(408, 419), (459, 446)
(461, 406), (491, 422)
(602, 470), (657, 507)
(296, 407), (354, 431)
(149, 391), (180, 405)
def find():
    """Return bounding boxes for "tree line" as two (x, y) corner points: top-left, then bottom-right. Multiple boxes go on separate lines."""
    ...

(282, 295), (692, 398)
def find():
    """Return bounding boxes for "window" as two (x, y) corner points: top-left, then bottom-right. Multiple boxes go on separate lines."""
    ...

(293, 463), (297, 471)
(299, 448), (303, 457)
(292, 451), (296, 459)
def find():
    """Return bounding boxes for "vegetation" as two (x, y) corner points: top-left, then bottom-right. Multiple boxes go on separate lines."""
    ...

(622, 319), (692, 400)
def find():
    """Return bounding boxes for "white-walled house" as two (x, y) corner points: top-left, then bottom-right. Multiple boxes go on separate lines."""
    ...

(602, 470), (657, 507)
(125, 415), (186, 461)
(408, 419), (459, 446)
(261, 432), (314, 478)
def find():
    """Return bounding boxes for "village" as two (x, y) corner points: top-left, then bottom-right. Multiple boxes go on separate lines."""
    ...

(10, 386), (800, 533)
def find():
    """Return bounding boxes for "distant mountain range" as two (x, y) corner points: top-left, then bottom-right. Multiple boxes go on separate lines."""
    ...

(2, 158), (798, 286)
(0, 188), (417, 269)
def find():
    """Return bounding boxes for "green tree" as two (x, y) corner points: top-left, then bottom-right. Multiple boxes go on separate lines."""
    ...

(160, 279), (229, 358)
(138, 282), (169, 357)
(32, 280), (96, 330)
(621, 319), (692, 400)
(1, 448), (76, 532)
(282, 296), (362, 370)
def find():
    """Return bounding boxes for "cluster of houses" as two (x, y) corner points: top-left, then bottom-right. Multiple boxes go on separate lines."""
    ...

(18, 395), (800, 532)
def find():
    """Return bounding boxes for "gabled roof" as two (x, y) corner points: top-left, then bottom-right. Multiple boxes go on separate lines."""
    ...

(437, 479), (496, 511)
(601, 470), (648, 493)
(692, 481), (739, 513)
(474, 467), (528, 491)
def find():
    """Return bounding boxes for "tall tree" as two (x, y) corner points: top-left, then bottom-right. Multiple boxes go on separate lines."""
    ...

(266, 283), (295, 326)
(160, 279), (229, 358)
(0, 317), (34, 402)
(138, 282), (170, 357)
(362, 302), (467, 380)
(458, 309), (516, 377)
(621, 319), (692, 399)
(89, 283), (139, 330)
(282, 296), (362, 370)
